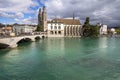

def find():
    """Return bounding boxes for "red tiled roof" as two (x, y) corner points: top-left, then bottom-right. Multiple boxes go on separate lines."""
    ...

(52, 18), (81, 25)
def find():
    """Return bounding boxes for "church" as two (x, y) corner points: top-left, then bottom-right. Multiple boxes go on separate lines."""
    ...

(38, 6), (82, 37)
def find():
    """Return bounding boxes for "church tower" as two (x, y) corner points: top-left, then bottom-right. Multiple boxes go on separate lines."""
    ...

(38, 8), (42, 28)
(42, 6), (47, 32)
(38, 6), (47, 32)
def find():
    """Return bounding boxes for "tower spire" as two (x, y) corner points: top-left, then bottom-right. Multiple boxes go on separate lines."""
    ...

(43, 6), (46, 12)
(73, 13), (75, 20)
(41, 6), (47, 32)
(39, 8), (42, 13)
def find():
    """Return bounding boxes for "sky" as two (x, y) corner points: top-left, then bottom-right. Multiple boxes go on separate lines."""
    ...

(0, 0), (120, 26)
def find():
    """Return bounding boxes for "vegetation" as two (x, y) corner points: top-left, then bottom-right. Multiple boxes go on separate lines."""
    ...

(90, 25), (99, 37)
(82, 17), (99, 37)
(116, 29), (120, 34)
(82, 17), (91, 37)
(36, 24), (41, 31)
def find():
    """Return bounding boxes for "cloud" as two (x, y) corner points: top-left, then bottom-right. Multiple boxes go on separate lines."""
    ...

(45, 0), (120, 26)
(0, 0), (39, 19)
(0, 12), (14, 18)
(0, 11), (24, 19)
(0, 0), (120, 26)
(15, 16), (37, 24)
(16, 12), (24, 18)
(0, 0), (38, 13)
(22, 16), (37, 24)
(0, 0), (39, 24)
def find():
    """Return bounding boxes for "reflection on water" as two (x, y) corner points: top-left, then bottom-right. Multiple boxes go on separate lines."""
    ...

(45, 38), (65, 56)
(0, 37), (120, 80)
(99, 37), (107, 48)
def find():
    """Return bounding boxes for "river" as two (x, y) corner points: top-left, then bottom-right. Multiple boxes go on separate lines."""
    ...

(0, 37), (120, 80)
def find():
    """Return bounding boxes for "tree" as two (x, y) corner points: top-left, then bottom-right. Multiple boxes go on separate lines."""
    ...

(116, 29), (120, 34)
(90, 25), (99, 37)
(82, 17), (91, 37)
(36, 24), (41, 31)
(82, 17), (99, 37)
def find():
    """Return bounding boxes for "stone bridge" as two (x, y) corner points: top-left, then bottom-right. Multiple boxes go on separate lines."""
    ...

(0, 34), (46, 48)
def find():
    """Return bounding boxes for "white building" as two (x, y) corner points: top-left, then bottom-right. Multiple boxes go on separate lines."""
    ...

(47, 21), (64, 37)
(47, 19), (82, 37)
(99, 25), (107, 35)
(110, 28), (116, 34)
(38, 6), (82, 37)
(13, 25), (36, 35)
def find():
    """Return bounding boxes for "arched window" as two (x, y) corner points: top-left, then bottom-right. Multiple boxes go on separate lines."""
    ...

(51, 26), (53, 30)
(58, 26), (61, 29)
(58, 31), (61, 34)
(50, 31), (53, 34)
(55, 31), (57, 34)
(55, 26), (57, 29)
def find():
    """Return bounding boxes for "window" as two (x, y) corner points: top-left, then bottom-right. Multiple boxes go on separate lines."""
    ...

(58, 26), (61, 29)
(55, 26), (57, 29)
(58, 31), (61, 34)
(50, 31), (53, 34)
(51, 26), (53, 30)
(55, 31), (57, 35)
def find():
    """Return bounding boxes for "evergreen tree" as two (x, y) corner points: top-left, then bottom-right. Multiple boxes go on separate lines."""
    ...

(82, 17), (99, 37)
(90, 25), (99, 37)
(36, 24), (41, 31)
(82, 17), (91, 37)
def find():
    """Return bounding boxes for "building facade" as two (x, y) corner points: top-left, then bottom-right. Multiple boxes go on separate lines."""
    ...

(57, 19), (82, 37)
(99, 25), (107, 35)
(47, 19), (82, 37)
(13, 25), (36, 36)
(47, 21), (64, 37)
(0, 26), (14, 37)
(110, 28), (116, 34)
(38, 7), (82, 37)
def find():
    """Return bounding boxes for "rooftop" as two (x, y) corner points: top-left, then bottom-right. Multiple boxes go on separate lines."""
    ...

(49, 18), (81, 25)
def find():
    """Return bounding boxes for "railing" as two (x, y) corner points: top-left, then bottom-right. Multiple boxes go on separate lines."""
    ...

(0, 32), (46, 39)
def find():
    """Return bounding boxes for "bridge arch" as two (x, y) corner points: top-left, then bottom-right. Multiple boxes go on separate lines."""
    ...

(0, 34), (46, 48)
(42, 36), (45, 38)
(17, 38), (33, 44)
(35, 36), (41, 40)
(0, 43), (9, 49)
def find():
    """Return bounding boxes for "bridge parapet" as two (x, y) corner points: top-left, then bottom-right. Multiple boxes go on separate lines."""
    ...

(0, 34), (46, 48)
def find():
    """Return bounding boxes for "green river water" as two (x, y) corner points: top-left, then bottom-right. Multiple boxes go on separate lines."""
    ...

(0, 37), (120, 80)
